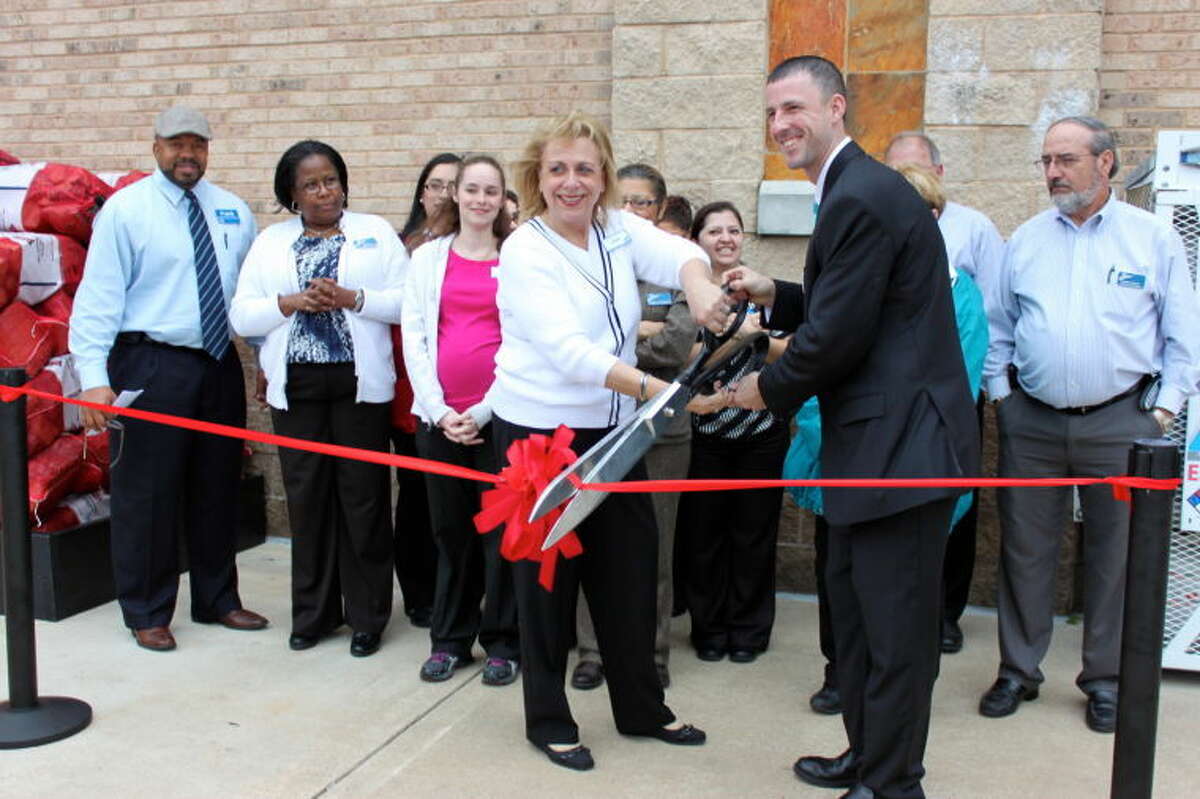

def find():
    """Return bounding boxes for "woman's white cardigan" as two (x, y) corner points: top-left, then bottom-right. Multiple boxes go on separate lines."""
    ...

(401, 235), (493, 429)
(229, 211), (409, 411)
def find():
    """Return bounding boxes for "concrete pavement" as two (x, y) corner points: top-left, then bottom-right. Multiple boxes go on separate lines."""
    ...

(3, 538), (1198, 798)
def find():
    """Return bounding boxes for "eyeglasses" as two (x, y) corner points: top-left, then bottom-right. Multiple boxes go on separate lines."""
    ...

(1034, 153), (1095, 171)
(424, 180), (456, 195)
(297, 176), (341, 196)
(622, 196), (656, 209)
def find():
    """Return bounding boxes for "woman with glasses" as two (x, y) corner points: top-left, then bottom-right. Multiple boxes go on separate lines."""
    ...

(571, 162), (695, 693)
(403, 155), (520, 687)
(391, 152), (463, 630)
(230, 140), (407, 657)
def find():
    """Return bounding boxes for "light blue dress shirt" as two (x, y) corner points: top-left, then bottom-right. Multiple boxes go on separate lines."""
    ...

(939, 200), (1004, 301)
(69, 169), (257, 390)
(984, 192), (1200, 413)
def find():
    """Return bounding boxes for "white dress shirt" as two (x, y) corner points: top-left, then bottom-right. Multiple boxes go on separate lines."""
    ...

(489, 209), (709, 429)
(939, 200), (1004, 300)
(69, 169), (256, 390)
(984, 192), (1200, 412)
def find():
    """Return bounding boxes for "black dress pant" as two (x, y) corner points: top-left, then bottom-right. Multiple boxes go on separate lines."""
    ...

(942, 395), (984, 623)
(679, 424), (788, 653)
(391, 428), (437, 619)
(827, 498), (953, 799)
(108, 339), (245, 629)
(272, 363), (393, 636)
(493, 417), (674, 746)
(416, 422), (518, 661)
(813, 514), (837, 686)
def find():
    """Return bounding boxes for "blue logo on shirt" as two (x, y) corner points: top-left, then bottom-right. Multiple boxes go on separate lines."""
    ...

(353, 237), (378, 249)
(1116, 271), (1146, 289)
(215, 209), (240, 225)
(646, 291), (672, 306)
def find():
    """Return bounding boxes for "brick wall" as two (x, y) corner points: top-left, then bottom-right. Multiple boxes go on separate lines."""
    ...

(1100, 0), (1200, 182)
(1, 0), (616, 536)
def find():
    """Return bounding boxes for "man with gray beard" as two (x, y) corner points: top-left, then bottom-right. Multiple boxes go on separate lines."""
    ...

(980, 116), (1200, 733)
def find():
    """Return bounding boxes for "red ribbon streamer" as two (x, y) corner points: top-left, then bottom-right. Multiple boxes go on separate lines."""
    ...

(473, 426), (583, 591)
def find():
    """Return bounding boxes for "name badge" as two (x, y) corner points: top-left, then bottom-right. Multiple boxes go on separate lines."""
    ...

(646, 291), (672, 306)
(214, 209), (240, 225)
(352, 237), (378, 249)
(1115, 271), (1146, 290)
(603, 230), (631, 251)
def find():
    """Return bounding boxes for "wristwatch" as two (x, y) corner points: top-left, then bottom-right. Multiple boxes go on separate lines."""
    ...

(353, 288), (365, 312)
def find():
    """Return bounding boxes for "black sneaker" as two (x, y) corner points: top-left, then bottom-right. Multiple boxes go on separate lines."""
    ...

(420, 652), (469, 682)
(482, 657), (519, 686)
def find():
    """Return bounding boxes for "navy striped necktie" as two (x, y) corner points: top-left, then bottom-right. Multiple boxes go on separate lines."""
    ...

(184, 189), (230, 360)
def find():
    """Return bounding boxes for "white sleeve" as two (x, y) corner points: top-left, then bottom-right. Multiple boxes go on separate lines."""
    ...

(401, 243), (452, 425)
(620, 210), (709, 288)
(229, 234), (290, 339)
(358, 223), (407, 323)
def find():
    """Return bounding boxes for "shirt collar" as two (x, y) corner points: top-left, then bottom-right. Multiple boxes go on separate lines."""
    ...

(1054, 187), (1117, 232)
(152, 168), (199, 207)
(814, 136), (852, 204)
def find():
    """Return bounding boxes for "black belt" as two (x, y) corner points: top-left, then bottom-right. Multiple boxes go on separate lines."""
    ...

(116, 331), (210, 357)
(1009, 367), (1148, 416)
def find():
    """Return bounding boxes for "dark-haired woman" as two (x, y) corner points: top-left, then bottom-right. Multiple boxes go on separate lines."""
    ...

(676, 201), (790, 665)
(391, 152), (464, 629)
(403, 155), (520, 686)
(231, 140), (407, 657)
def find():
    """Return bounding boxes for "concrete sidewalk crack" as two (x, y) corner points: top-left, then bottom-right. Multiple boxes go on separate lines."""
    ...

(310, 665), (484, 798)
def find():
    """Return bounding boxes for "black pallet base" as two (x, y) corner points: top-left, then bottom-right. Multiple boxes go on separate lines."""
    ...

(0, 474), (267, 622)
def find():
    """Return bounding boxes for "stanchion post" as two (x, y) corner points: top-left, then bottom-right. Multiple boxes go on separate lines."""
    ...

(1110, 437), (1177, 799)
(0, 367), (91, 748)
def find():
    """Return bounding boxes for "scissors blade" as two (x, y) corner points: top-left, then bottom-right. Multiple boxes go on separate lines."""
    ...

(541, 384), (688, 550)
(528, 419), (636, 523)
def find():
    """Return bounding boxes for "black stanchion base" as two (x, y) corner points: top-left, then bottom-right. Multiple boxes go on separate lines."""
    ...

(0, 697), (91, 749)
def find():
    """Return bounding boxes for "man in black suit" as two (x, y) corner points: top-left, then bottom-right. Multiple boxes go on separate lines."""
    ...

(727, 56), (979, 799)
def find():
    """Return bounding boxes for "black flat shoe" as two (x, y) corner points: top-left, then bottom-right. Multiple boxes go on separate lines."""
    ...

(570, 661), (604, 690)
(979, 677), (1038, 718)
(1085, 689), (1117, 733)
(794, 748), (860, 789)
(350, 631), (381, 657)
(696, 646), (725, 662)
(536, 742), (594, 771)
(941, 619), (964, 654)
(729, 649), (757, 663)
(289, 633), (319, 651)
(809, 682), (842, 715)
(644, 723), (706, 745)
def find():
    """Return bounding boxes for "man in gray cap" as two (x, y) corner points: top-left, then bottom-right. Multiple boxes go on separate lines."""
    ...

(70, 105), (268, 651)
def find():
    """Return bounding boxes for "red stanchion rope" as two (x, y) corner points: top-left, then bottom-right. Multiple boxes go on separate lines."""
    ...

(1, 382), (1181, 589)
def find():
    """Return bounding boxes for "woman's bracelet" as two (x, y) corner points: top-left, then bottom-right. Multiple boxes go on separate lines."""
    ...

(638, 371), (649, 402)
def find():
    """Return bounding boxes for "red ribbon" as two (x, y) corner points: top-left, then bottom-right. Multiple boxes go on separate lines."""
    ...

(473, 425), (583, 591)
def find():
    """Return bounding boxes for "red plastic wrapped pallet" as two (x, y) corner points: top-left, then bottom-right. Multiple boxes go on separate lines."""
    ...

(0, 150), (18, 166)
(28, 433), (85, 524)
(0, 300), (63, 376)
(97, 170), (151, 193)
(43, 354), (82, 431)
(0, 231), (87, 304)
(72, 430), (111, 494)
(33, 289), (72, 325)
(24, 369), (64, 457)
(0, 162), (113, 244)
(32, 490), (110, 534)
(0, 237), (19, 309)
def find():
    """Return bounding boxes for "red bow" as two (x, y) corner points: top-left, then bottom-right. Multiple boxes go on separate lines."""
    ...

(474, 425), (583, 591)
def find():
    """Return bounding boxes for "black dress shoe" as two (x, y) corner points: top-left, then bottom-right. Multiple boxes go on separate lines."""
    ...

(570, 661), (604, 690)
(793, 748), (860, 789)
(350, 631), (382, 657)
(289, 633), (319, 651)
(729, 649), (758, 663)
(408, 607), (433, 629)
(810, 682), (842, 715)
(696, 646), (725, 662)
(1085, 689), (1117, 733)
(979, 677), (1038, 717)
(536, 741), (594, 771)
(642, 723), (706, 745)
(838, 785), (875, 799)
(941, 619), (964, 654)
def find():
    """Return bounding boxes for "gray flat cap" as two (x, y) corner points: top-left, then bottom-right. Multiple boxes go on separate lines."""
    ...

(154, 105), (212, 140)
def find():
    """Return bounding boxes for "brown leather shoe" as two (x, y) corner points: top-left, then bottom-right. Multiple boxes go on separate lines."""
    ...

(215, 608), (269, 631)
(131, 626), (176, 652)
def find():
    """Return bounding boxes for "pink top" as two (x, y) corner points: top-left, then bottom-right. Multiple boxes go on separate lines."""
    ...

(437, 248), (501, 413)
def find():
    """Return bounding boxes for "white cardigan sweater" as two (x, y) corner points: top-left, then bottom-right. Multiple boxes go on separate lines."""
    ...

(229, 211), (408, 410)
(490, 210), (709, 429)
(401, 235), (494, 429)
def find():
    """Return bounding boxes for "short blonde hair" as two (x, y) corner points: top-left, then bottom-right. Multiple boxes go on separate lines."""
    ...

(511, 111), (619, 224)
(893, 163), (946, 216)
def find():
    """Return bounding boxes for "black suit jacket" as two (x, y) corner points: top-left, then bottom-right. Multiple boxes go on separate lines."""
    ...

(759, 141), (980, 526)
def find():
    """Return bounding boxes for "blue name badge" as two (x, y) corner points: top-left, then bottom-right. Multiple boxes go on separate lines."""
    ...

(214, 208), (240, 225)
(1116, 271), (1146, 289)
(603, 230), (631, 251)
(353, 237), (378, 249)
(646, 291), (672, 306)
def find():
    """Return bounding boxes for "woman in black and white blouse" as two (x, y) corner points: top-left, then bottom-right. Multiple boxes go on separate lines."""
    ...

(489, 112), (727, 771)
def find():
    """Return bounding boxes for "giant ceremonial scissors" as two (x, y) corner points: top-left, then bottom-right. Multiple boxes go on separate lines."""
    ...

(531, 302), (767, 550)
